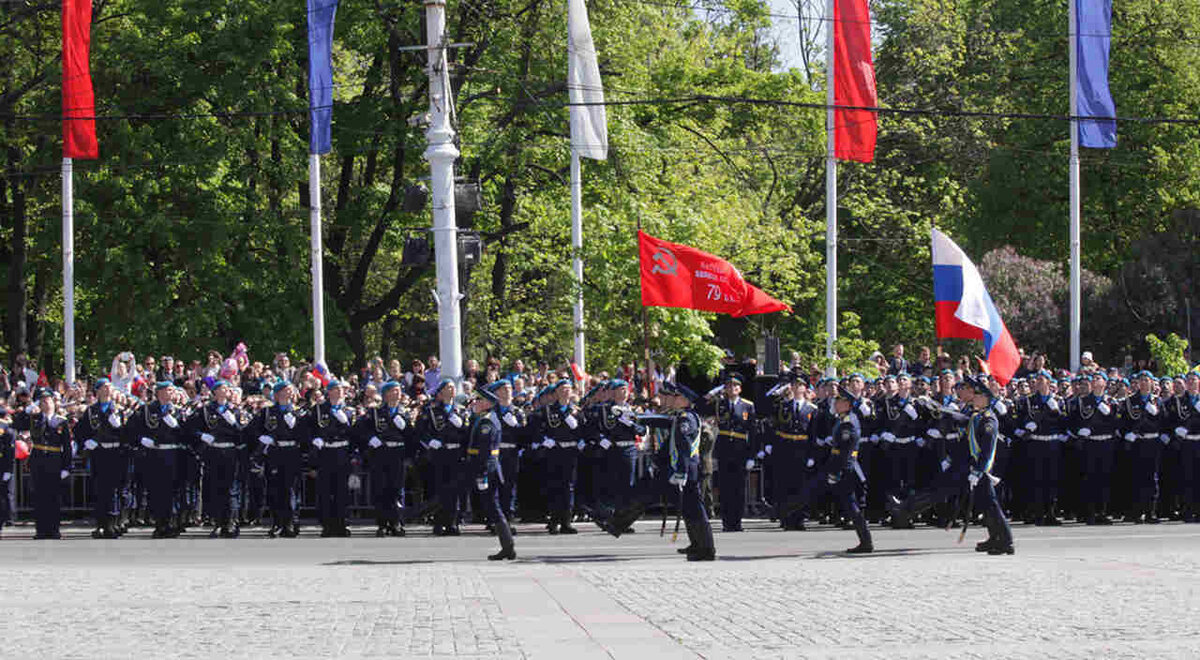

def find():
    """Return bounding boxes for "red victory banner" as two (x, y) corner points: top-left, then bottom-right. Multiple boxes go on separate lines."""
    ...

(639, 230), (790, 318)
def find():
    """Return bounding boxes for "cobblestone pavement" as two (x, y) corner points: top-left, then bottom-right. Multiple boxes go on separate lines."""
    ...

(2, 520), (1199, 659)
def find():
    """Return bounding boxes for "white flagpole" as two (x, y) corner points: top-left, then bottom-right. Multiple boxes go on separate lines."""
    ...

(310, 153), (326, 366)
(1068, 0), (1082, 373)
(571, 148), (585, 373)
(62, 157), (76, 385)
(824, 0), (838, 377)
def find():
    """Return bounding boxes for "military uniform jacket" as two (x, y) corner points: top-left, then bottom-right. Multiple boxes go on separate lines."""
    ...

(529, 403), (582, 447)
(495, 405), (527, 450)
(1069, 393), (1118, 439)
(414, 401), (466, 450)
(641, 409), (701, 475)
(1119, 393), (1163, 439)
(305, 402), (357, 450)
(246, 404), (307, 453)
(0, 426), (15, 475)
(879, 395), (926, 440)
(13, 411), (73, 470)
(967, 409), (1000, 475)
(698, 396), (756, 457)
(599, 402), (646, 446)
(769, 397), (815, 445)
(186, 401), (244, 451)
(1167, 394), (1200, 440)
(74, 402), (126, 451)
(1015, 394), (1067, 439)
(352, 405), (411, 456)
(125, 401), (187, 448)
(826, 412), (862, 478)
(468, 410), (503, 482)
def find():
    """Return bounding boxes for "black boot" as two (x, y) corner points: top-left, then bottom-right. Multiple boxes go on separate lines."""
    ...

(558, 512), (578, 535)
(846, 515), (874, 554)
(686, 520), (716, 561)
(678, 520), (697, 555)
(488, 516), (517, 561)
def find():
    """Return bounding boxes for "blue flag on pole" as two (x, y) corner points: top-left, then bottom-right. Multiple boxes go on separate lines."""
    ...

(1076, 0), (1116, 148)
(307, 0), (338, 155)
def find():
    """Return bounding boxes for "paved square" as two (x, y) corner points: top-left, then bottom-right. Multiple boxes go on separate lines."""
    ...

(1, 520), (1198, 659)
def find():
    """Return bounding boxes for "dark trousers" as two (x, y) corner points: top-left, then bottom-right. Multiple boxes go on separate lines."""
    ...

(1025, 440), (1062, 507)
(716, 458), (746, 528)
(794, 469), (871, 547)
(975, 476), (1013, 547)
(266, 450), (304, 526)
(146, 448), (180, 522)
(774, 442), (810, 524)
(31, 457), (63, 537)
(1181, 441), (1200, 507)
(369, 449), (406, 525)
(603, 445), (638, 508)
(204, 449), (239, 526)
(498, 448), (520, 518)
(546, 446), (579, 519)
(90, 449), (125, 523)
(886, 442), (920, 496)
(429, 448), (464, 526)
(1082, 440), (1116, 509)
(1130, 439), (1163, 508)
(315, 447), (352, 523)
(481, 458), (514, 551)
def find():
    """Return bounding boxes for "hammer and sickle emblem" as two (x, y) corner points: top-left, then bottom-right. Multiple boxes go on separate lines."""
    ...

(650, 247), (678, 276)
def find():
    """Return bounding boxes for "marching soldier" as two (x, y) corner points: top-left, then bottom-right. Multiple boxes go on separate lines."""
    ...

(764, 373), (817, 530)
(1070, 373), (1120, 525)
(74, 378), (128, 538)
(354, 380), (411, 537)
(575, 382), (607, 517)
(247, 381), (307, 538)
(414, 380), (467, 536)
(468, 382), (517, 560)
(528, 380), (584, 534)
(597, 379), (645, 526)
(1119, 371), (1166, 523)
(493, 379), (526, 526)
(1013, 370), (1067, 525)
(13, 389), (73, 540)
(877, 373), (926, 527)
(305, 380), (357, 537)
(1170, 370), (1200, 522)
(126, 381), (188, 538)
(698, 373), (757, 532)
(963, 376), (1015, 555)
(187, 380), (245, 538)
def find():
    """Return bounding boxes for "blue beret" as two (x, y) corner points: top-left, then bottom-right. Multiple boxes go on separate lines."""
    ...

(380, 380), (400, 395)
(94, 377), (112, 391)
(273, 381), (293, 395)
(1035, 370), (1053, 379)
(474, 386), (499, 405)
(485, 379), (511, 394)
(1134, 370), (1154, 380)
(606, 378), (629, 390)
(1090, 372), (1109, 381)
(918, 375), (931, 383)
(212, 379), (230, 390)
(433, 380), (454, 395)
(547, 379), (569, 393)
(325, 379), (344, 392)
(1120, 378), (1131, 386)
(155, 380), (173, 391)
(896, 372), (912, 381)
(939, 369), (955, 376)
(849, 373), (865, 381)
(723, 372), (743, 385)
(36, 388), (55, 400)
(883, 375), (896, 382)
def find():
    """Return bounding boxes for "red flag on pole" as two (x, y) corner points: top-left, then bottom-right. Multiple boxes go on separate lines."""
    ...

(834, 0), (876, 163)
(638, 231), (790, 317)
(62, 0), (98, 159)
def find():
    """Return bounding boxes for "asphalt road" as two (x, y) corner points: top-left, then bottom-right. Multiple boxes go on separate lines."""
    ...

(2, 518), (1199, 659)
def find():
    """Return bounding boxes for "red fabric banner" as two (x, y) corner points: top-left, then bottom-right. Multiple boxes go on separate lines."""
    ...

(834, 0), (876, 163)
(62, 0), (98, 159)
(639, 231), (791, 317)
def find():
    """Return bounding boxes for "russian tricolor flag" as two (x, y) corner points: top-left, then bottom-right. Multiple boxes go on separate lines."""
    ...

(931, 229), (1020, 385)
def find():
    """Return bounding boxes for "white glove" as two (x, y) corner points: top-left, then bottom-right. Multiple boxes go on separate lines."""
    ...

(258, 435), (274, 446)
(599, 438), (612, 450)
(826, 473), (839, 485)
(1097, 402), (1111, 415)
(24, 404), (39, 415)
(312, 437), (325, 449)
(668, 472), (687, 487)
(163, 414), (178, 429)
(1078, 428), (1091, 437)
(868, 434), (879, 444)
(333, 409), (348, 425)
(1124, 432), (1136, 442)
(1145, 403), (1158, 416)
(140, 437), (155, 448)
(475, 476), (489, 492)
(576, 440), (586, 450)
(1014, 429), (1026, 437)
(1047, 398), (1060, 412)
(993, 401), (1007, 416)
(858, 402), (871, 417)
(1024, 422), (1037, 432)
(946, 403), (961, 412)
(1176, 427), (1189, 438)
(806, 458), (815, 468)
(764, 444), (773, 455)
(448, 413), (463, 428)
(620, 410), (636, 425)
(284, 412), (296, 429)
(565, 415), (578, 430)
(1194, 400), (1200, 414)
(1160, 434), (1171, 445)
(542, 438), (556, 449)
(221, 410), (237, 425)
(916, 438), (926, 448)
(60, 469), (69, 480)
(84, 439), (99, 451)
(927, 428), (942, 439)
(881, 432), (896, 442)
(968, 472), (981, 488)
(756, 450), (765, 460)
(368, 436), (383, 448)
(393, 415), (406, 430)
(108, 413), (122, 428)
(1, 472), (9, 482)
(200, 433), (215, 445)
(903, 403), (918, 419)
(744, 459), (755, 470)
(502, 412), (518, 427)
(940, 457), (952, 472)
(427, 439), (442, 450)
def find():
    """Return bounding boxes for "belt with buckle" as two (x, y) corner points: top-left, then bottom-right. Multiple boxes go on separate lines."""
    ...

(1186, 434), (1200, 441)
(944, 433), (960, 440)
(467, 448), (501, 456)
(1137, 433), (1160, 440)
(156, 444), (183, 450)
(615, 440), (636, 447)
(890, 436), (915, 445)
(443, 443), (461, 450)
(499, 443), (518, 449)
(777, 432), (809, 442)
(210, 442), (236, 449)
(32, 444), (62, 453)
(1029, 434), (1058, 441)
(275, 441), (297, 448)
(1088, 435), (1113, 441)
(718, 430), (749, 440)
(830, 449), (859, 458)
(384, 441), (404, 448)
(324, 441), (349, 448)
(99, 442), (122, 449)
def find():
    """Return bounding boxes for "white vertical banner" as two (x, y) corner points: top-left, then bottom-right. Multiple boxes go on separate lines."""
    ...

(824, 0), (838, 377)
(62, 158), (76, 385)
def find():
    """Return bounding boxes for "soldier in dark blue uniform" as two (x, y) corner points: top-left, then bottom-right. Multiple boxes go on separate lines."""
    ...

(305, 380), (357, 537)
(528, 380), (584, 534)
(248, 381), (308, 538)
(13, 389), (73, 540)
(0, 412), (14, 535)
(414, 380), (467, 535)
(469, 383), (517, 561)
(492, 379), (526, 527)
(1119, 371), (1166, 523)
(596, 379), (645, 528)
(74, 378), (128, 538)
(698, 373), (757, 532)
(961, 376), (1015, 555)
(764, 373), (817, 530)
(575, 382), (607, 518)
(1013, 370), (1068, 525)
(1170, 370), (1200, 522)
(354, 380), (411, 537)
(187, 380), (245, 538)
(1070, 372), (1120, 525)
(877, 373), (927, 527)
(126, 381), (188, 538)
